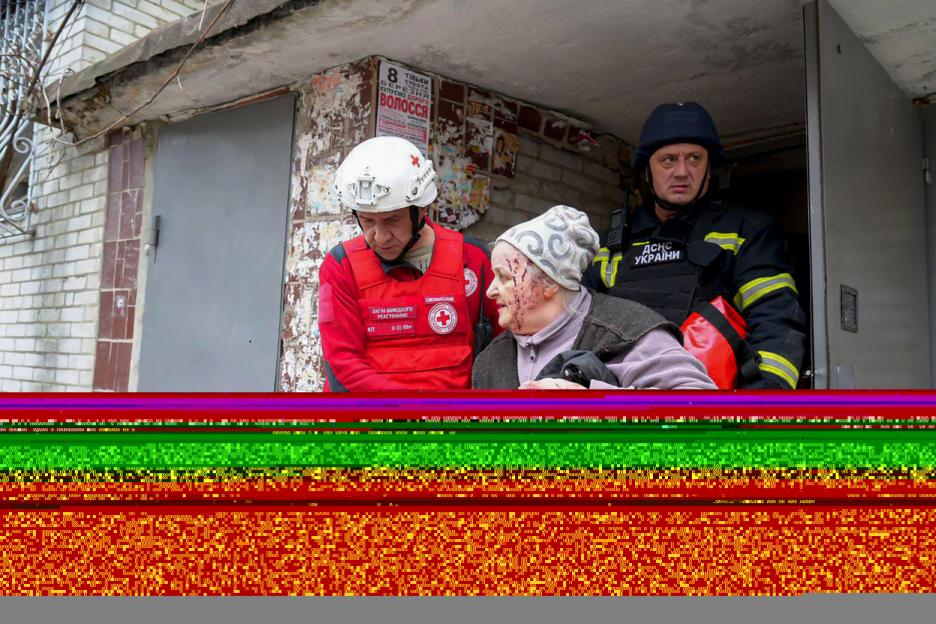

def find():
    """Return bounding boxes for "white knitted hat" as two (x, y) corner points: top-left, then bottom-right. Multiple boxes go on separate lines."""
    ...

(496, 205), (600, 291)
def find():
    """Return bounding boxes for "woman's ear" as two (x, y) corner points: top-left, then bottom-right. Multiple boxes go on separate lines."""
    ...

(541, 282), (561, 300)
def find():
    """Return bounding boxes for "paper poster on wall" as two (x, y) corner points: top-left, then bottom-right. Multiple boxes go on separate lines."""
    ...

(492, 128), (520, 177)
(376, 61), (432, 156)
(465, 116), (492, 170)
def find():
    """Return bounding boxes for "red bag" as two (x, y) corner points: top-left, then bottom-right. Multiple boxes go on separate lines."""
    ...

(680, 296), (755, 389)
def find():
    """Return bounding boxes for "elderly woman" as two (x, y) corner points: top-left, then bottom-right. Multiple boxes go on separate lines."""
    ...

(473, 205), (716, 390)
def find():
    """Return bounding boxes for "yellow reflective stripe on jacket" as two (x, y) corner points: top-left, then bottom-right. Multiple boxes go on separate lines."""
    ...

(593, 247), (622, 289)
(604, 253), (622, 288)
(704, 231), (745, 254)
(758, 350), (799, 389)
(733, 273), (798, 311)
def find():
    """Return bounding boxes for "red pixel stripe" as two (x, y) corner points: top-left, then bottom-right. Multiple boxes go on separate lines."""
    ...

(1, 507), (933, 594)
(2, 476), (935, 506)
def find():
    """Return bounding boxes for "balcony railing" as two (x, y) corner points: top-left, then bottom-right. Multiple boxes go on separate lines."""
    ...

(0, 0), (47, 239)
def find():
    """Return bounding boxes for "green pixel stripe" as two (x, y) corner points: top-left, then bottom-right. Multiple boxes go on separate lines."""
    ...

(0, 430), (935, 470)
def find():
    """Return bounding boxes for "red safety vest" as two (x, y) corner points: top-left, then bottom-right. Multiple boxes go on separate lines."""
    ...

(344, 226), (475, 390)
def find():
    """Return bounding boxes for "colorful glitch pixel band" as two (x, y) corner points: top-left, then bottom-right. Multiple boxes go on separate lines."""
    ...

(1, 391), (935, 595)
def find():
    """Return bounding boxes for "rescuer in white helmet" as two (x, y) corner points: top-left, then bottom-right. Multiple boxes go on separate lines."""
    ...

(317, 136), (500, 391)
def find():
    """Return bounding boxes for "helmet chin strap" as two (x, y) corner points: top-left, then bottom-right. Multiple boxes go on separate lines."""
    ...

(648, 162), (711, 213)
(395, 205), (427, 261)
(353, 206), (427, 263)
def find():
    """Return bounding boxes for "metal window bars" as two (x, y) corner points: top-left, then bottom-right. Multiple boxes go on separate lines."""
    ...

(1, 0), (47, 239)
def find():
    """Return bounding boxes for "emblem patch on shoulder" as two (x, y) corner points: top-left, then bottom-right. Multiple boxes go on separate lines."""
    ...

(464, 268), (479, 296)
(428, 302), (458, 335)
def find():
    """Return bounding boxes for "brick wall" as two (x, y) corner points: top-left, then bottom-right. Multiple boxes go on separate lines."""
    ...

(470, 133), (628, 241)
(46, 0), (204, 76)
(0, 127), (108, 391)
(424, 73), (632, 242)
(93, 130), (144, 392)
(44, 0), (87, 77)
(0, 1), (191, 390)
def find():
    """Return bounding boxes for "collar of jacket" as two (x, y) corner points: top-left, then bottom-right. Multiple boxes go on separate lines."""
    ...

(631, 198), (725, 238)
(514, 288), (591, 351)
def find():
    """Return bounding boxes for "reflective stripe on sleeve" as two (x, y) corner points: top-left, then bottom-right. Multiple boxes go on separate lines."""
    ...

(594, 249), (610, 287)
(733, 273), (798, 311)
(605, 254), (622, 288)
(593, 247), (623, 288)
(704, 231), (746, 254)
(757, 350), (800, 389)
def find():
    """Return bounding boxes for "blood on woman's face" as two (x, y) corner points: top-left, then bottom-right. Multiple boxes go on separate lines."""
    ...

(486, 243), (545, 335)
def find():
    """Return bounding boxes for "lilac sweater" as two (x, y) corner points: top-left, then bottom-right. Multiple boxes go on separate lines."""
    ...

(514, 289), (716, 389)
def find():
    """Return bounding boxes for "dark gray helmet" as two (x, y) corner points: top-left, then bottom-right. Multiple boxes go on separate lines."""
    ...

(632, 101), (727, 171)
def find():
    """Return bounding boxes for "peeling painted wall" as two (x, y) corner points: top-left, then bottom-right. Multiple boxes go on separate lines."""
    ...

(279, 58), (375, 392)
(419, 67), (633, 242)
(279, 56), (632, 391)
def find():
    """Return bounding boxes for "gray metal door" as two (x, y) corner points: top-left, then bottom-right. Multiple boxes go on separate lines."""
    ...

(804, 1), (929, 388)
(924, 107), (936, 385)
(138, 96), (295, 391)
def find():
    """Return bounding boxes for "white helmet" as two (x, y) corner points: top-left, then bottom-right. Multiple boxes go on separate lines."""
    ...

(333, 136), (438, 213)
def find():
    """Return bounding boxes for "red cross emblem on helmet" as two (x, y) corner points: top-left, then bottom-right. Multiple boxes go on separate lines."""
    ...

(411, 154), (420, 167)
(428, 302), (457, 335)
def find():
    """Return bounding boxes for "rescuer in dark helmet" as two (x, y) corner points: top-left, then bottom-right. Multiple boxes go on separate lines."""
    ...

(633, 101), (727, 213)
(582, 102), (807, 389)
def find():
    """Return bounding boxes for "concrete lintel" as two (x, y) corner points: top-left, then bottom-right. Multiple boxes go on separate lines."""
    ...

(44, 0), (318, 136)
(43, 0), (817, 143)
(54, 0), (296, 99)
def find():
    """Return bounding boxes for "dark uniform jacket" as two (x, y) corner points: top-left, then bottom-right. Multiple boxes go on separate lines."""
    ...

(582, 199), (807, 389)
